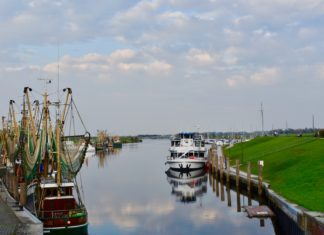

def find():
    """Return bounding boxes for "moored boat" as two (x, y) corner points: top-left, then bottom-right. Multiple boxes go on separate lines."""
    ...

(13, 86), (89, 234)
(165, 132), (207, 171)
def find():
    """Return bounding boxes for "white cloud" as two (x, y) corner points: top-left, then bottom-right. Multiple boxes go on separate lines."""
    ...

(317, 64), (324, 80)
(250, 67), (280, 85)
(159, 11), (189, 27)
(186, 49), (216, 65)
(189, 209), (220, 225)
(226, 75), (246, 88)
(43, 49), (172, 80)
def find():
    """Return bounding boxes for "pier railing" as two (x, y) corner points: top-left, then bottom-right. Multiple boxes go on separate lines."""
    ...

(38, 207), (87, 220)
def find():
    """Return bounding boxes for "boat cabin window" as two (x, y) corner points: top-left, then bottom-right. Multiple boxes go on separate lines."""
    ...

(171, 153), (177, 157)
(45, 188), (57, 197)
(172, 141), (180, 146)
(44, 187), (73, 197)
(180, 133), (193, 139)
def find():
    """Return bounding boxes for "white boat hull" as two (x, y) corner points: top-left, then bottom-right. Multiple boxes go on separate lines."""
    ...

(166, 158), (207, 171)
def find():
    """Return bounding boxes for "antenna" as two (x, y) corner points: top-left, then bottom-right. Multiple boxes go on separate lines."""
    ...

(38, 78), (52, 92)
(312, 114), (315, 136)
(260, 102), (264, 136)
(57, 41), (61, 118)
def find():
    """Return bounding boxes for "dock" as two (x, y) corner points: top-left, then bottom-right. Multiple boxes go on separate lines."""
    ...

(0, 179), (43, 235)
(245, 205), (275, 218)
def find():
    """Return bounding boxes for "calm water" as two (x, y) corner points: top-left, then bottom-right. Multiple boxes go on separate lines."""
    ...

(79, 139), (276, 235)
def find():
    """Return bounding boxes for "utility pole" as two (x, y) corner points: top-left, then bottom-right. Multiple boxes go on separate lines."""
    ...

(260, 102), (264, 136)
(312, 114), (315, 136)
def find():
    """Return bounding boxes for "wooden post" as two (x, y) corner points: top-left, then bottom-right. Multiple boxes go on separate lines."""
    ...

(220, 177), (225, 201)
(208, 171), (212, 187)
(226, 184), (231, 207)
(236, 188), (241, 212)
(247, 162), (251, 193)
(236, 160), (240, 188)
(19, 182), (27, 208)
(13, 175), (18, 200)
(208, 148), (213, 170)
(226, 157), (230, 185)
(219, 156), (224, 184)
(247, 161), (252, 206)
(213, 155), (216, 175)
(215, 153), (219, 178)
(5, 170), (9, 189)
(215, 172), (219, 197)
(9, 173), (13, 194)
(258, 160), (263, 196)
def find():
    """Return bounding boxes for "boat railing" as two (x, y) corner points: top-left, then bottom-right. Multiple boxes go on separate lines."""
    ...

(38, 207), (87, 220)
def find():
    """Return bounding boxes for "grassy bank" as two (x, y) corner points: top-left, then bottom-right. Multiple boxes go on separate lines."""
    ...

(223, 136), (324, 212)
(120, 136), (142, 144)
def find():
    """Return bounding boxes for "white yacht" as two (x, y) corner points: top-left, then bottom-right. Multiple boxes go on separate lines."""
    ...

(165, 132), (207, 171)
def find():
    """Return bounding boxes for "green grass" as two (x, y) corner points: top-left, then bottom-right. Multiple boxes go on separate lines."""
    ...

(120, 136), (142, 144)
(224, 136), (324, 212)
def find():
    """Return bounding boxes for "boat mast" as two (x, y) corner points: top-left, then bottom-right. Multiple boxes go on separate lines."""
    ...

(24, 87), (37, 147)
(43, 91), (49, 178)
(9, 100), (19, 140)
(56, 117), (61, 195)
(61, 88), (72, 126)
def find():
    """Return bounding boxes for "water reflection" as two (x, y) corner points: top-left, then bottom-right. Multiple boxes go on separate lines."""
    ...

(209, 170), (280, 234)
(165, 169), (207, 203)
(85, 148), (122, 168)
(81, 139), (277, 235)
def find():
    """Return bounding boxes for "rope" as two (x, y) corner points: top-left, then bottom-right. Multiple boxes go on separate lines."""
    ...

(71, 98), (88, 132)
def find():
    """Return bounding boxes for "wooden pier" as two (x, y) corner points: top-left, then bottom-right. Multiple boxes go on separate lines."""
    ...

(245, 205), (275, 218)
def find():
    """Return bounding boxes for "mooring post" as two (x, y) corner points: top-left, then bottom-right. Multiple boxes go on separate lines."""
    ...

(213, 155), (216, 175)
(5, 169), (8, 187)
(247, 161), (252, 206)
(220, 156), (224, 182)
(19, 182), (27, 210)
(226, 157), (230, 185)
(9, 173), (13, 194)
(236, 159), (240, 188)
(215, 172), (219, 197)
(247, 162), (251, 193)
(258, 160), (264, 196)
(236, 187), (241, 212)
(212, 172), (216, 192)
(13, 175), (18, 201)
(220, 176), (225, 202)
(226, 184), (231, 207)
(215, 152), (219, 178)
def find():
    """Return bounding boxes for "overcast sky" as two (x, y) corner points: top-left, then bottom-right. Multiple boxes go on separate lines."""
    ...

(1, 0), (324, 135)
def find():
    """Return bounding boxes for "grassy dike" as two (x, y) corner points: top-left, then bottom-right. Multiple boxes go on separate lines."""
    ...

(223, 136), (324, 212)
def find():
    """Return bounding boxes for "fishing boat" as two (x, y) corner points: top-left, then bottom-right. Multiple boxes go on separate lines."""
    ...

(12, 86), (90, 234)
(165, 132), (207, 171)
(112, 136), (122, 148)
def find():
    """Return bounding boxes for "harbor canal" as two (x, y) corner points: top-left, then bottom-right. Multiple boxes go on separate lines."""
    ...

(80, 139), (277, 235)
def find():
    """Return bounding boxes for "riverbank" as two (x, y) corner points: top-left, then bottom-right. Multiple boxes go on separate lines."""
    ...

(120, 136), (142, 144)
(223, 136), (324, 212)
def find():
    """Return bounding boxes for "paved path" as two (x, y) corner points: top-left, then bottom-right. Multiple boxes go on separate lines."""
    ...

(0, 179), (43, 235)
(0, 180), (21, 234)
